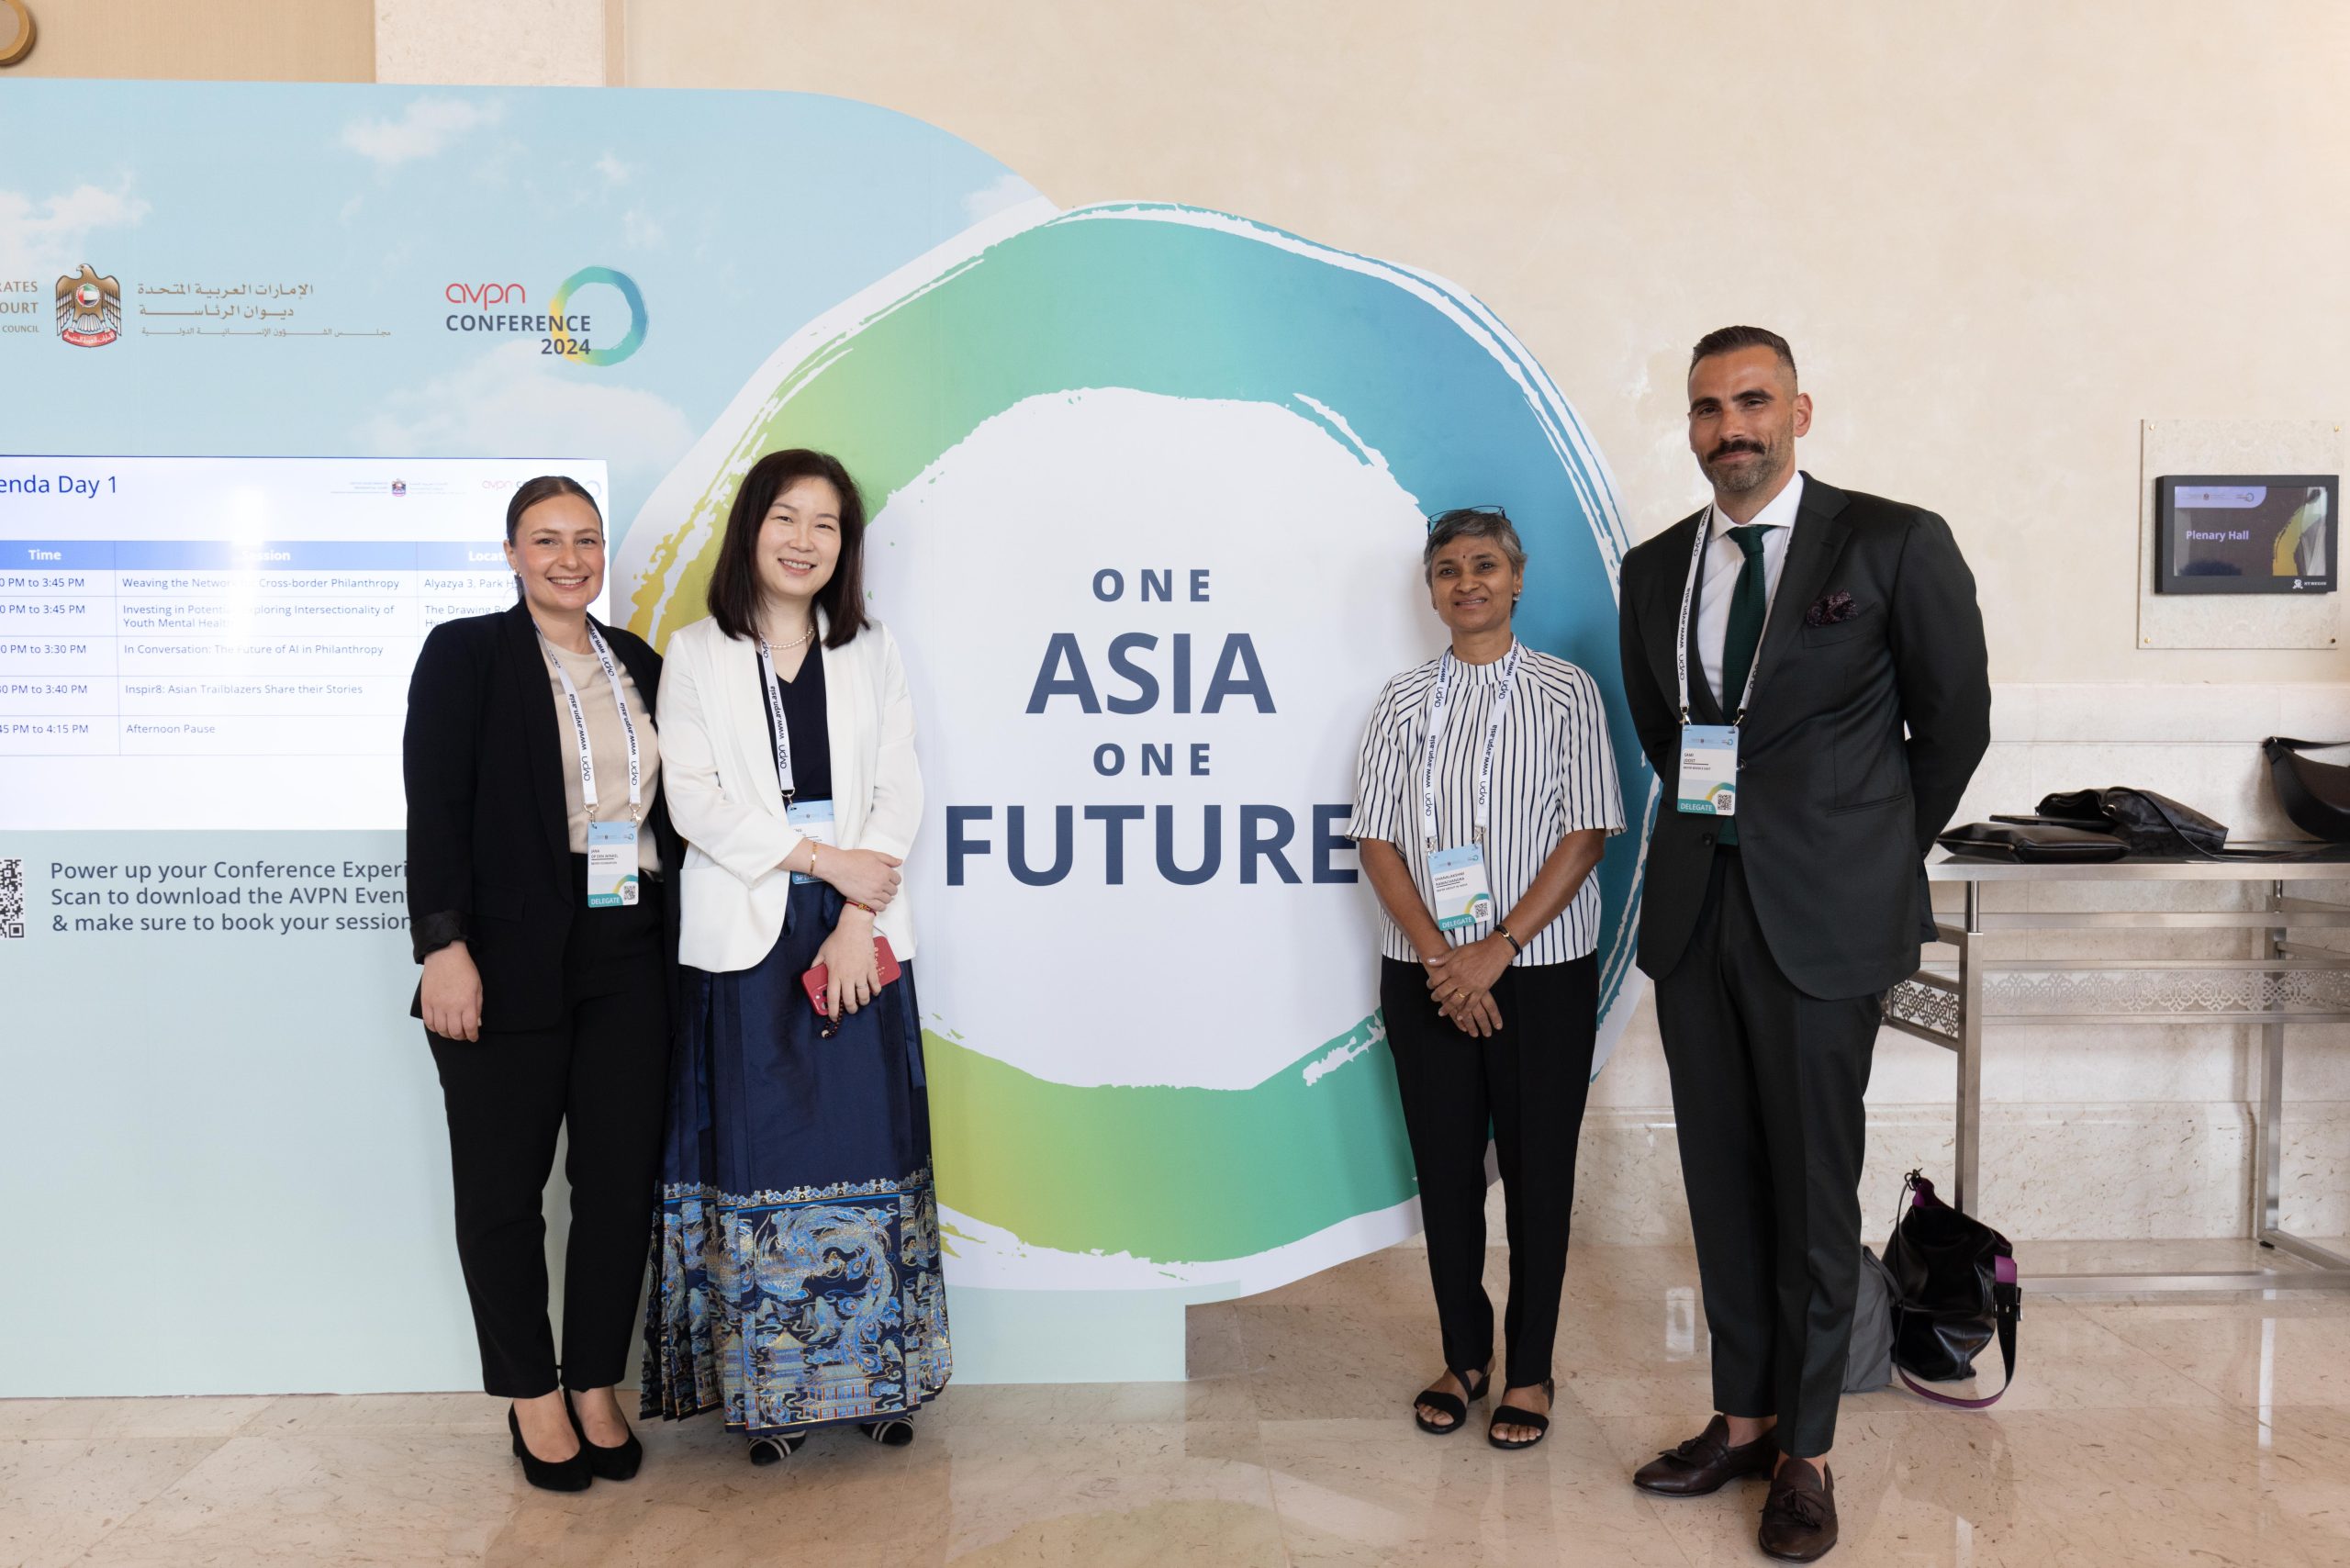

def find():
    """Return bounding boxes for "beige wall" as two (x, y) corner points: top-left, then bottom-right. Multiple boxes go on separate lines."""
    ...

(619, 0), (2350, 686)
(373, 0), (612, 86)
(5, 0), (371, 80)
(26, 0), (2345, 680)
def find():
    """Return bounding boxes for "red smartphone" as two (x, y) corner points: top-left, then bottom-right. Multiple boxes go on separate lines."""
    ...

(802, 935), (902, 1016)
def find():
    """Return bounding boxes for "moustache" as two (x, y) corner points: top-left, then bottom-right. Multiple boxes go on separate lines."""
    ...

(1708, 442), (1767, 461)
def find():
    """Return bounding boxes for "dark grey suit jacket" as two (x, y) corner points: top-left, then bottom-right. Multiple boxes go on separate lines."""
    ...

(1617, 474), (1991, 1000)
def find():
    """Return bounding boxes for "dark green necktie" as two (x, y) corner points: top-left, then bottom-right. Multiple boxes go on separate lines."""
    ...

(1715, 523), (1770, 845)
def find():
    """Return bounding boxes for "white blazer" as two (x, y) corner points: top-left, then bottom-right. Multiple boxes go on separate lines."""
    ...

(658, 609), (923, 972)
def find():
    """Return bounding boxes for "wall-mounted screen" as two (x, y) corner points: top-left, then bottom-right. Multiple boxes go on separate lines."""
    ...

(2156, 474), (2337, 595)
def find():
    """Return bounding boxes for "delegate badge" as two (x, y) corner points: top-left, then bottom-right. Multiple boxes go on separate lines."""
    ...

(1427, 842), (1495, 932)
(587, 820), (641, 907)
(789, 799), (839, 884)
(1676, 723), (1740, 816)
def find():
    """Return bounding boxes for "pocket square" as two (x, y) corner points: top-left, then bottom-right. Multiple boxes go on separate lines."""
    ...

(1805, 589), (1861, 627)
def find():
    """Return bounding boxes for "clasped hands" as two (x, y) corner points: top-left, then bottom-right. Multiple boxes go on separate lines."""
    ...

(805, 844), (902, 913)
(1424, 934), (1511, 1037)
(795, 844), (902, 1023)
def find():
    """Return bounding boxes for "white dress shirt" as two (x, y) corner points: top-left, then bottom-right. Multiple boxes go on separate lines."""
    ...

(1696, 469), (1805, 710)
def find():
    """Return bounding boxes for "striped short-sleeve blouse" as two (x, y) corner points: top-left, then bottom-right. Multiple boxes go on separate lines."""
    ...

(1344, 643), (1625, 966)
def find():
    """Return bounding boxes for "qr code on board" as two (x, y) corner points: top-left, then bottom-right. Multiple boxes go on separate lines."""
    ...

(0, 857), (22, 939)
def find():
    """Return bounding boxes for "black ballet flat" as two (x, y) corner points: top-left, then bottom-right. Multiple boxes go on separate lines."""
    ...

(565, 1391), (643, 1482)
(1487, 1378), (1555, 1450)
(508, 1405), (591, 1492)
(1413, 1366), (1492, 1435)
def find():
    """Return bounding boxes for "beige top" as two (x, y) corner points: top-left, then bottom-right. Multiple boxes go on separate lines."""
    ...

(542, 638), (664, 874)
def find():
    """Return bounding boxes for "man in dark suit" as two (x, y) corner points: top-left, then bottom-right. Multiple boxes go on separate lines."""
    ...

(1616, 327), (1989, 1562)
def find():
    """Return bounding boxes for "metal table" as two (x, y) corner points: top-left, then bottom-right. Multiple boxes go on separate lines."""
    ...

(1886, 852), (2350, 1294)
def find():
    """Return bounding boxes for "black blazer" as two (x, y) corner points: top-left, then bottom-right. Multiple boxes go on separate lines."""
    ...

(403, 602), (683, 1033)
(1617, 475), (1991, 1000)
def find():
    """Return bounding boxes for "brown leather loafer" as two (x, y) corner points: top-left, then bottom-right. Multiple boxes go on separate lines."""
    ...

(1758, 1458), (1838, 1562)
(1631, 1415), (1778, 1496)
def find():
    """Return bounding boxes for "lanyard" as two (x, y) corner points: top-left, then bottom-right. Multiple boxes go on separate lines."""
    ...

(538, 622), (643, 823)
(1675, 507), (1769, 726)
(755, 637), (798, 803)
(1419, 642), (1522, 850)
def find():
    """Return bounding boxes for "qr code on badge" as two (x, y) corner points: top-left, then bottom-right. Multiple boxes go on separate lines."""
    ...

(0, 857), (22, 939)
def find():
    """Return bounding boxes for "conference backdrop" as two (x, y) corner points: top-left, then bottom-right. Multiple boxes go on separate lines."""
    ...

(0, 80), (1649, 1394)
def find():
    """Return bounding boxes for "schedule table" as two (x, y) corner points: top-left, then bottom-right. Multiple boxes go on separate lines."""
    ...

(0, 454), (607, 832)
(0, 539), (515, 756)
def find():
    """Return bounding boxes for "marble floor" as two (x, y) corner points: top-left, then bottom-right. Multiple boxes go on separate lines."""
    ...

(7, 1240), (2350, 1567)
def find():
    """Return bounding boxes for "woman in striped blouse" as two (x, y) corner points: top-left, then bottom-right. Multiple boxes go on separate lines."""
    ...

(1346, 506), (1625, 1451)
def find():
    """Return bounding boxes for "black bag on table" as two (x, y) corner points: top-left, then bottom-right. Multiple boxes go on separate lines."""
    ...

(2031, 786), (2314, 860)
(2032, 787), (2230, 856)
(2264, 736), (2350, 842)
(1934, 822), (2125, 863)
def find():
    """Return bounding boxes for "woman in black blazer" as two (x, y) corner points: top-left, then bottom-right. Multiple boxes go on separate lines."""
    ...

(403, 475), (681, 1492)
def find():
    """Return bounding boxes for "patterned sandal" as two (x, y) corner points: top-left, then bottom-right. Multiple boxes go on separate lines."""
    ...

(747, 1433), (807, 1466)
(859, 1417), (916, 1447)
(1412, 1366), (1492, 1435)
(1487, 1378), (1555, 1450)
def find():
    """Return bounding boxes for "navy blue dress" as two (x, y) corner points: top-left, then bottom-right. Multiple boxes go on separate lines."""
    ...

(642, 644), (949, 1435)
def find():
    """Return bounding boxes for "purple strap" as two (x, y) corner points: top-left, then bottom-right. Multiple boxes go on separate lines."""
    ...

(1893, 1171), (2023, 1409)
(1899, 1362), (2009, 1409)
(1900, 1274), (2021, 1410)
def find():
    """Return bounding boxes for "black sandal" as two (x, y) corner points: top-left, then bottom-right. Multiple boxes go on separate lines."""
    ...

(1487, 1378), (1555, 1450)
(859, 1417), (916, 1447)
(1412, 1366), (1492, 1435)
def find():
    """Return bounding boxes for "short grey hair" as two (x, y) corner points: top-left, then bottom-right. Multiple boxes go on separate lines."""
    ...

(1422, 507), (1527, 583)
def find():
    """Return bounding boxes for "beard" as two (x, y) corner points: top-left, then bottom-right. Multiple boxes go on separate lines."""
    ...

(1702, 438), (1786, 496)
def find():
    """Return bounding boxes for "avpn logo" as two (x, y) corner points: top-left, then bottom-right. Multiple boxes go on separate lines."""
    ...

(441, 265), (645, 365)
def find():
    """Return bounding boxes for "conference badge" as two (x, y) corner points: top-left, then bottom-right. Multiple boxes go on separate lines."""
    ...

(1427, 843), (1494, 932)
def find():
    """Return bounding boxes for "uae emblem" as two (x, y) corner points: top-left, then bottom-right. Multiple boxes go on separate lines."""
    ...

(56, 264), (122, 348)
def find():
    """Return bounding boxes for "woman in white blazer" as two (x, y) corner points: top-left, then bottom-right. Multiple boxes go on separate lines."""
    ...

(639, 449), (949, 1464)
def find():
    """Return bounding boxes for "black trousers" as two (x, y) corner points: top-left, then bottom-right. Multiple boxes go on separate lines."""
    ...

(1654, 848), (1879, 1458)
(428, 867), (670, 1398)
(1382, 953), (1597, 1391)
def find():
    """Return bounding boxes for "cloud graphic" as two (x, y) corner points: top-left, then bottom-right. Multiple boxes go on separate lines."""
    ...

(622, 208), (664, 249)
(340, 97), (505, 169)
(962, 172), (1041, 222)
(0, 181), (151, 277)
(595, 151), (632, 185)
(356, 340), (696, 507)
